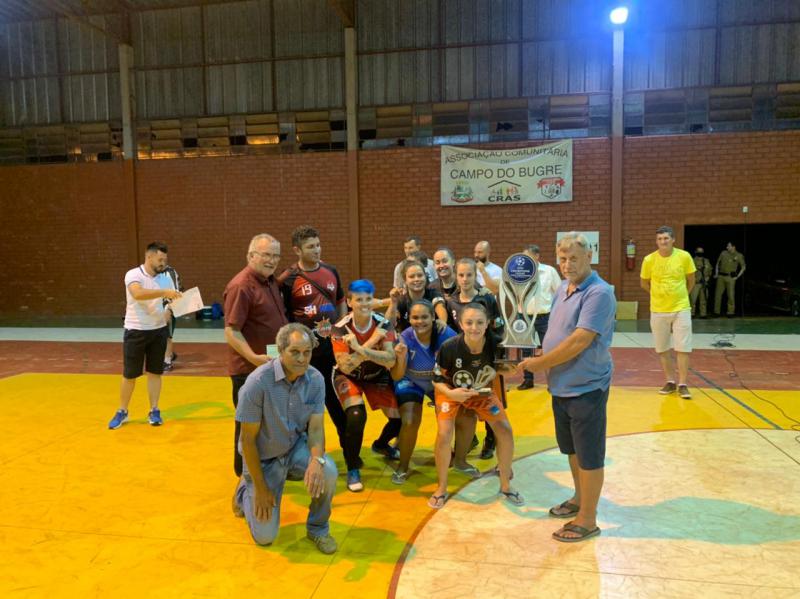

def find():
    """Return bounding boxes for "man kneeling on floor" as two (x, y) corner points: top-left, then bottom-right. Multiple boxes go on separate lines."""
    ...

(233, 323), (339, 554)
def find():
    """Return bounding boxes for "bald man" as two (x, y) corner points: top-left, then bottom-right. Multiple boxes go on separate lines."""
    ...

(474, 241), (503, 293)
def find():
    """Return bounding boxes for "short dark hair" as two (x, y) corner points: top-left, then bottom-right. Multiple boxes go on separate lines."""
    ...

(656, 226), (674, 238)
(292, 225), (319, 248)
(462, 301), (489, 319)
(404, 236), (422, 246)
(410, 250), (428, 265)
(146, 241), (168, 254)
(527, 244), (541, 255)
(434, 247), (455, 262)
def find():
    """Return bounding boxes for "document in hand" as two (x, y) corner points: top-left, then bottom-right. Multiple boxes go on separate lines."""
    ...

(169, 287), (204, 317)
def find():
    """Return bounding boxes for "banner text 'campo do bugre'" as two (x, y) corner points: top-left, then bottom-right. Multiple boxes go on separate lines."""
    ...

(441, 140), (573, 207)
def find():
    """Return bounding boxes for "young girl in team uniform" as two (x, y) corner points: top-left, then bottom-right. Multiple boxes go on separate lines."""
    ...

(389, 300), (457, 484)
(385, 259), (448, 333)
(331, 280), (398, 492)
(429, 302), (522, 509)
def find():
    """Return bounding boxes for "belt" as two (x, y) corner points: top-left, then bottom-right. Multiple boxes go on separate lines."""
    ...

(719, 272), (735, 276)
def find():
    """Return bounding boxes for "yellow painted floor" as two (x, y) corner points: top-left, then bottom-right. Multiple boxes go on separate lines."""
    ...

(1, 373), (799, 598)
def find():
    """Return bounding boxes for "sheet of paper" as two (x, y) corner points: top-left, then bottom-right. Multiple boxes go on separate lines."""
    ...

(169, 286), (204, 317)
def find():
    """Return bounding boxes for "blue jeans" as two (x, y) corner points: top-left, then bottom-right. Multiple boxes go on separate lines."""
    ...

(522, 312), (550, 383)
(236, 436), (338, 545)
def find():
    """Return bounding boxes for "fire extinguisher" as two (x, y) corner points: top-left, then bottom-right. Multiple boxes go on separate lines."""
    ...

(625, 239), (636, 270)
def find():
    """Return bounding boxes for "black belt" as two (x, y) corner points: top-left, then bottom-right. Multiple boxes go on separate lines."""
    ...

(719, 272), (735, 276)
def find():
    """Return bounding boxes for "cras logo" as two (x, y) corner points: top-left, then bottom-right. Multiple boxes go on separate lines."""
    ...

(537, 177), (566, 199)
(450, 181), (474, 203)
(487, 179), (521, 203)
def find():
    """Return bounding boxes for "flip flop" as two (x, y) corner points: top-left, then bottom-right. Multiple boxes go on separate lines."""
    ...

(549, 500), (580, 518)
(499, 489), (524, 506)
(427, 493), (448, 509)
(552, 522), (601, 543)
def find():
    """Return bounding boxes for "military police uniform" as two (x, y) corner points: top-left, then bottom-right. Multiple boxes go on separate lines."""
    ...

(714, 249), (746, 316)
(689, 255), (712, 317)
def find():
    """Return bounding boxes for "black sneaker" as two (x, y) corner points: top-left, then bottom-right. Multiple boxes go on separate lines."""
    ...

(658, 381), (677, 395)
(371, 441), (400, 460)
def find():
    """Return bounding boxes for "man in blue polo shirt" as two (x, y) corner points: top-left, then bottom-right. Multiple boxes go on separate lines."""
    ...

(519, 232), (615, 543)
(233, 322), (339, 554)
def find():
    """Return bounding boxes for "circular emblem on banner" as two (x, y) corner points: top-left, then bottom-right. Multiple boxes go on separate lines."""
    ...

(512, 319), (527, 334)
(504, 254), (536, 284)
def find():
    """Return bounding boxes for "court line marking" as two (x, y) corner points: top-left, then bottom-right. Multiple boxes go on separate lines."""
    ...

(690, 369), (781, 430)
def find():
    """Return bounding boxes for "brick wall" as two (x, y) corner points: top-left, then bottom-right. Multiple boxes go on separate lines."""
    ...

(1, 130), (797, 317)
(0, 161), (134, 316)
(358, 138), (611, 295)
(621, 131), (800, 311)
(135, 152), (351, 308)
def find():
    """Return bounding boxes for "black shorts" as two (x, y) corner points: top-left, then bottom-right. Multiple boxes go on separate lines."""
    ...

(552, 387), (609, 470)
(123, 327), (169, 378)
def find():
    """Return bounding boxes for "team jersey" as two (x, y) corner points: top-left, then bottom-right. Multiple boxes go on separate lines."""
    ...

(428, 278), (458, 300)
(445, 291), (504, 335)
(394, 288), (445, 332)
(278, 262), (345, 330)
(399, 325), (457, 389)
(332, 312), (396, 383)
(434, 333), (503, 390)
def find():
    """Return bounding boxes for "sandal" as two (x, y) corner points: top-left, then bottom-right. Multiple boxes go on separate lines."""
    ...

(452, 463), (481, 478)
(549, 500), (580, 518)
(552, 522), (601, 543)
(427, 493), (448, 509)
(499, 489), (524, 506)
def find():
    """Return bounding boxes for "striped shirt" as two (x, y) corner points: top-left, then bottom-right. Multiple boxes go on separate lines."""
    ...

(235, 358), (325, 460)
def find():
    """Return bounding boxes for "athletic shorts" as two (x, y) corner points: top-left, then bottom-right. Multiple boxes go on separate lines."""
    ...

(393, 378), (434, 405)
(123, 326), (168, 379)
(650, 309), (692, 353)
(333, 374), (397, 411)
(433, 388), (506, 423)
(552, 387), (608, 470)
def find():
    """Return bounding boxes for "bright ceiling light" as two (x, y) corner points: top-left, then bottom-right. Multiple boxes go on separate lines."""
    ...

(609, 6), (629, 25)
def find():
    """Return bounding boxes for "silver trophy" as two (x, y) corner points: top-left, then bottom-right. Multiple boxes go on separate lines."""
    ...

(499, 253), (539, 349)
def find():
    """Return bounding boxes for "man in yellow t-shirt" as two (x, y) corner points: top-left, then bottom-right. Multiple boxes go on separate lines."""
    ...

(640, 226), (696, 399)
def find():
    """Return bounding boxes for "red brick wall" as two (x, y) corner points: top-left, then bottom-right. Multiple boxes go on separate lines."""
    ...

(1, 131), (797, 318)
(621, 131), (800, 311)
(134, 153), (351, 308)
(358, 138), (611, 296)
(0, 162), (135, 317)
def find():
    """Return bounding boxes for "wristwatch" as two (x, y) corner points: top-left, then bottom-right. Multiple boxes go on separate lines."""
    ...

(314, 456), (326, 466)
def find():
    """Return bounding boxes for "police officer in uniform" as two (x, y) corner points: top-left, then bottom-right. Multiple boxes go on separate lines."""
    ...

(714, 242), (746, 317)
(689, 247), (712, 318)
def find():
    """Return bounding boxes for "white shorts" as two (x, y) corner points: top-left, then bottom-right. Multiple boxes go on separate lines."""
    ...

(650, 310), (692, 353)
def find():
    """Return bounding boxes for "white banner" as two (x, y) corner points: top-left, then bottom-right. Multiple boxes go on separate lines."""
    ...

(441, 140), (572, 206)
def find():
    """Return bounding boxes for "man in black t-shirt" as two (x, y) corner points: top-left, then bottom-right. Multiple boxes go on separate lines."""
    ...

(277, 226), (348, 449)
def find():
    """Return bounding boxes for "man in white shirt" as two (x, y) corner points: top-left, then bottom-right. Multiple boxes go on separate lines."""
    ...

(392, 236), (436, 288)
(474, 241), (503, 292)
(518, 244), (561, 390)
(109, 242), (182, 429)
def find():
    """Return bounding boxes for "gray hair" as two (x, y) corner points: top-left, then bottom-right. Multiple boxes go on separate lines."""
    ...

(556, 232), (591, 253)
(248, 233), (277, 254)
(275, 323), (318, 352)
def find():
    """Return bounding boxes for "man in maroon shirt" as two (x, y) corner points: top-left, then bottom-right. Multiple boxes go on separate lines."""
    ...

(224, 233), (288, 488)
(278, 226), (348, 450)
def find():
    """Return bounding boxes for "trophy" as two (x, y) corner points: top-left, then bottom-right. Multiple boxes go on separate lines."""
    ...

(498, 253), (539, 354)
